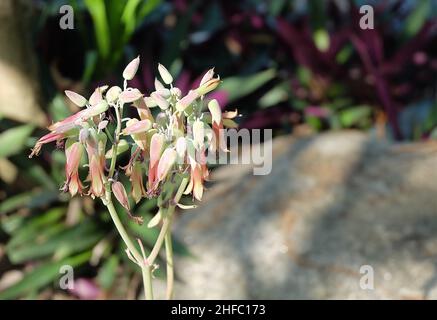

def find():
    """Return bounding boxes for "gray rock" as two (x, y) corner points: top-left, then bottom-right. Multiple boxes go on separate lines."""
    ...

(0, 0), (45, 126)
(169, 131), (437, 299)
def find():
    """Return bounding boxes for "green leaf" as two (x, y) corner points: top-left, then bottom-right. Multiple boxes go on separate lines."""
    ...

(97, 255), (119, 290)
(405, 0), (431, 38)
(0, 192), (33, 214)
(0, 252), (91, 300)
(7, 219), (104, 264)
(84, 0), (111, 59)
(6, 207), (65, 246)
(339, 105), (372, 128)
(26, 165), (57, 190)
(259, 84), (289, 108)
(161, 1), (199, 66)
(82, 50), (98, 85)
(121, 0), (141, 41)
(220, 69), (276, 103)
(0, 125), (34, 158)
(313, 29), (330, 52)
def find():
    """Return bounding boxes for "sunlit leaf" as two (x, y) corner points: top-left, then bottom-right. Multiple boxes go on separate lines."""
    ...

(0, 124), (34, 158)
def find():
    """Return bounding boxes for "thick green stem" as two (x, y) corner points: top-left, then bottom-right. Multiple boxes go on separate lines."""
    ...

(142, 264), (154, 300)
(164, 224), (174, 299)
(104, 195), (153, 300)
(147, 177), (189, 265)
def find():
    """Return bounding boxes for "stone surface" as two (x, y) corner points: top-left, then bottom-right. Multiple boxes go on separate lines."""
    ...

(169, 130), (437, 299)
(0, 0), (45, 126)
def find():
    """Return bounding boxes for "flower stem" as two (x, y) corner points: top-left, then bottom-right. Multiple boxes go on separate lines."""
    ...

(104, 195), (153, 300)
(147, 177), (189, 265)
(142, 264), (154, 300)
(164, 224), (174, 299)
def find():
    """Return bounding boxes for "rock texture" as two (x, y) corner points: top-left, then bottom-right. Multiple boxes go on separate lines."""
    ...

(0, 0), (45, 126)
(169, 130), (437, 299)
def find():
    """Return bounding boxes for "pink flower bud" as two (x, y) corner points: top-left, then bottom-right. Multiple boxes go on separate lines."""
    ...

(176, 90), (199, 111)
(87, 155), (105, 198)
(158, 63), (173, 84)
(119, 89), (143, 104)
(106, 86), (122, 103)
(65, 90), (87, 107)
(89, 86), (107, 106)
(200, 68), (215, 87)
(157, 148), (177, 182)
(112, 181), (130, 211)
(208, 99), (222, 125)
(151, 91), (169, 110)
(83, 101), (109, 118)
(122, 119), (148, 150)
(128, 162), (146, 203)
(193, 119), (205, 148)
(64, 141), (84, 196)
(122, 119), (152, 135)
(144, 96), (158, 108)
(148, 133), (165, 190)
(154, 78), (165, 91)
(156, 88), (171, 98)
(123, 56), (140, 80)
(196, 77), (220, 96)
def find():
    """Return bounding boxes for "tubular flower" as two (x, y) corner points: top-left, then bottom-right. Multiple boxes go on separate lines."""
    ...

(63, 140), (84, 196)
(184, 162), (206, 201)
(147, 133), (165, 192)
(85, 133), (106, 198)
(157, 148), (177, 182)
(29, 132), (65, 158)
(207, 99), (228, 152)
(123, 119), (150, 151)
(127, 162), (147, 203)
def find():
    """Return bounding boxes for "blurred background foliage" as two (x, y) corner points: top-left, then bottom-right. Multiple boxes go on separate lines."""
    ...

(0, 0), (436, 299)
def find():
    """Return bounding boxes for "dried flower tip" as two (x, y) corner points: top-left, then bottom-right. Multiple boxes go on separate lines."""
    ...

(123, 56), (140, 80)
(65, 90), (87, 107)
(199, 68), (215, 87)
(158, 63), (173, 85)
(196, 77), (220, 96)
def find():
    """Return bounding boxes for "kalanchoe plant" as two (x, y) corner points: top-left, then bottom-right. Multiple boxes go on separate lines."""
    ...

(29, 56), (238, 300)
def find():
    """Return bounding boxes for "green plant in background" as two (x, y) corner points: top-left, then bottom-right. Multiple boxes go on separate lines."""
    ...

(23, 56), (237, 299)
(74, 0), (162, 80)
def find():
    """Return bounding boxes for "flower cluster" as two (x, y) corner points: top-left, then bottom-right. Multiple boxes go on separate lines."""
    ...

(30, 56), (238, 217)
